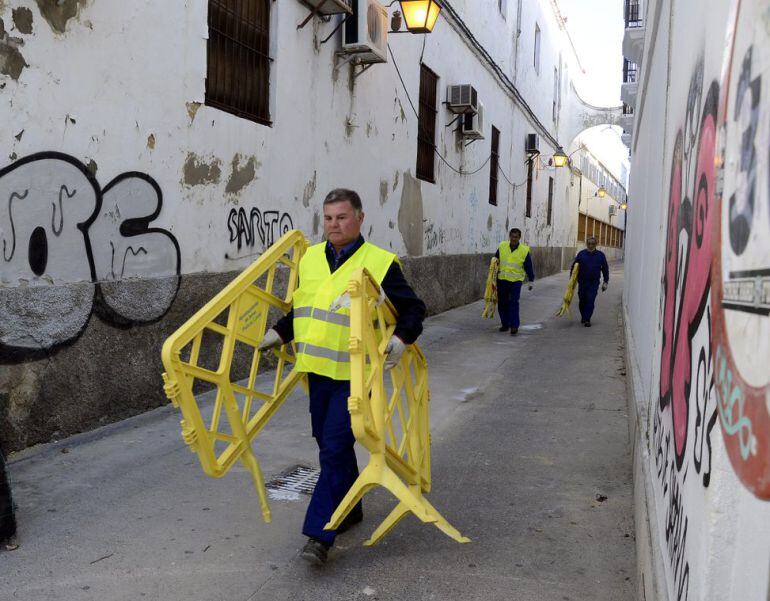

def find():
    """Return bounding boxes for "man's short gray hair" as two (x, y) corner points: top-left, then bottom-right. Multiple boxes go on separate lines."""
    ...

(323, 188), (362, 211)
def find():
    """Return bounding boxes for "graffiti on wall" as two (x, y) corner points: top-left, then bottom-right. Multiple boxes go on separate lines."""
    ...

(0, 152), (180, 362)
(711, 3), (770, 500)
(657, 58), (720, 601)
(226, 205), (293, 256)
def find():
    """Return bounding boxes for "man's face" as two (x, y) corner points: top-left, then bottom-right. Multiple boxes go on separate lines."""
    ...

(586, 238), (597, 251)
(509, 230), (521, 245)
(324, 200), (364, 248)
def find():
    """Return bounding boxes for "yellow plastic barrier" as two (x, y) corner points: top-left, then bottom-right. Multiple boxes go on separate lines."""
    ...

(161, 230), (308, 523)
(482, 257), (499, 319)
(556, 263), (580, 317)
(324, 267), (470, 546)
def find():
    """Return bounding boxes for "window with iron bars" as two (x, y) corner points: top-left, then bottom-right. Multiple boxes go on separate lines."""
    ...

(624, 0), (642, 28)
(489, 126), (500, 205)
(525, 158), (533, 217)
(623, 59), (638, 84)
(622, 102), (635, 115)
(416, 64), (438, 183)
(206, 0), (272, 126)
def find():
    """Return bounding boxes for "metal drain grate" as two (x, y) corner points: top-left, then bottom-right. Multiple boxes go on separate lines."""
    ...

(266, 465), (319, 496)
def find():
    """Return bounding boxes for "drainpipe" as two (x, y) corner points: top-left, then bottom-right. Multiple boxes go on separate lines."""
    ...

(512, 0), (524, 84)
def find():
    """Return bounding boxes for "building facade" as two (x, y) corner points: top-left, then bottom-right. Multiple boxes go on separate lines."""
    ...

(621, 0), (770, 599)
(0, 0), (621, 450)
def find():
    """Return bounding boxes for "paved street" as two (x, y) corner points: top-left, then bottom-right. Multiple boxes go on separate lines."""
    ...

(2, 266), (634, 601)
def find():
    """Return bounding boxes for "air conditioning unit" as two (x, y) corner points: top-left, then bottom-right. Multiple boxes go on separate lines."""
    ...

(609, 205), (617, 217)
(461, 103), (485, 139)
(447, 85), (479, 114)
(342, 0), (388, 64)
(525, 133), (540, 154)
(300, 0), (353, 15)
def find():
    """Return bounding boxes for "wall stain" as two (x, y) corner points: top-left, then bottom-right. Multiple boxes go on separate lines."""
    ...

(86, 158), (97, 176)
(0, 18), (27, 80)
(34, 0), (89, 34)
(302, 170), (317, 208)
(487, 214), (493, 231)
(392, 170), (400, 191)
(14, 129), (23, 142)
(12, 7), (33, 34)
(394, 96), (407, 123)
(186, 101), (201, 124)
(182, 153), (222, 187)
(398, 171), (424, 257)
(146, 134), (155, 150)
(312, 212), (320, 236)
(379, 179), (389, 206)
(225, 154), (259, 195)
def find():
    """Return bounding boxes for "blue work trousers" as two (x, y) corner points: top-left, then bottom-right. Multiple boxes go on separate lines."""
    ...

(497, 279), (523, 329)
(578, 280), (600, 322)
(302, 373), (362, 546)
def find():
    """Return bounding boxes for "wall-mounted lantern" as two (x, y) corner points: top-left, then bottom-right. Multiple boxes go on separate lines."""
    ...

(597, 186), (607, 198)
(620, 202), (628, 210)
(551, 149), (569, 168)
(398, 0), (442, 33)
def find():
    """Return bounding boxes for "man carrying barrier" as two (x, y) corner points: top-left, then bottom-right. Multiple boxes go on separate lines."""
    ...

(570, 236), (609, 327)
(258, 188), (427, 564)
(494, 228), (536, 335)
(162, 188), (469, 566)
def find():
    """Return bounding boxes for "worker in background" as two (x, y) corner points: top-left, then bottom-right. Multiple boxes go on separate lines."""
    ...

(258, 189), (426, 565)
(495, 228), (535, 335)
(571, 236), (609, 327)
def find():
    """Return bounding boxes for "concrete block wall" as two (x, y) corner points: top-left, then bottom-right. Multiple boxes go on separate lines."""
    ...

(623, 0), (770, 599)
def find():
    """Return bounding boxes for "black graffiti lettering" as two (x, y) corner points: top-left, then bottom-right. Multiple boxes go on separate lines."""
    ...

(53, 185), (75, 236)
(3, 189), (28, 262)
(227, 206), (294, 254)
(28, 226), (47, 276)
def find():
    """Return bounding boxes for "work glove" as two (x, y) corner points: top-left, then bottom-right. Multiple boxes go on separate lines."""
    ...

(528, 283), (534, 291)
(384, 335), (407, 371)
(258, 328), (284, 351)
(602, 282), (608, 292)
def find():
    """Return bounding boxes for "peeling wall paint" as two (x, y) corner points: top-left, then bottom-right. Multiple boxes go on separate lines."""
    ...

(398, 172), (424, 257)
(0, 18), (26, 80)
(34, 0), (89, 34)
(182, 153), (221, 187)
(225, 154), (259, 195)
(301, 170), (316, 207)
(12, 7), (33, 34)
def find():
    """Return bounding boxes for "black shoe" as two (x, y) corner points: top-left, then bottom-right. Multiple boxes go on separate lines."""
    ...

(336, 510), (363, 534)
(510, 328), (518, 335)
(584, 321), (591, 327)
(499, 326), (509, 332)
(580, 320), (586, 324)
(300, 538), (329, 565)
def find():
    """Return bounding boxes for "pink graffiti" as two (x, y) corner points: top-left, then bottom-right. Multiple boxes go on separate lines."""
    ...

(659, 82), (719, 466)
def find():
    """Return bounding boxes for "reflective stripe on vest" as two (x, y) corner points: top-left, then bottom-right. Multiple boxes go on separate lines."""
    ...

(498, 242), (530, 282)
(293, 242), (396, 380)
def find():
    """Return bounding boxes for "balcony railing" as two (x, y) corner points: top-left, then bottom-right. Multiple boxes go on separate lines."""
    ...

(623, 59), (638, 84)
(625, 0), (643, 27)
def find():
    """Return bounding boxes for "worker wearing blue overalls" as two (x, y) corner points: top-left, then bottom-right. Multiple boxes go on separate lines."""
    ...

(258, 189), (426, 565)
(571, 236), (609, 327)
(495, 228), (536, 335)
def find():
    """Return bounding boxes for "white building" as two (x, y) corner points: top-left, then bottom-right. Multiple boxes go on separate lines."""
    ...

(621, 0), (770, 599)
(0, 0), (623, 449)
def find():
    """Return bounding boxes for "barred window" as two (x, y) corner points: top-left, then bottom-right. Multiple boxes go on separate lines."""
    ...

(489, 126), (500, 205)
(206, 0), (272, 126)
(416, 64), (438, 183)
(546, 176), (553, 225)
(525, 159), (533, 217)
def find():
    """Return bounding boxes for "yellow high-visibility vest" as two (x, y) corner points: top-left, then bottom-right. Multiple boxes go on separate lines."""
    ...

(498, 242), (530, 282)
(293, 241), (396, 380)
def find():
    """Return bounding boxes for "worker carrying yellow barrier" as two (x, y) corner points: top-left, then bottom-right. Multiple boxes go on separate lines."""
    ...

(162, 188), (468, 566)
(556, 263), (580, 317)
(481, 257), (499, 319)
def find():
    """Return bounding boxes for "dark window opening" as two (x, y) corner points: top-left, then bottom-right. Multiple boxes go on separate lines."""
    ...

(416, 63), (439, 183)
(489, 126), (500, 206)
(546, 176), (553, 225)
(206, 0), (272, 126)
(525, 159), (533, 217)
(534, 24), (541, 74)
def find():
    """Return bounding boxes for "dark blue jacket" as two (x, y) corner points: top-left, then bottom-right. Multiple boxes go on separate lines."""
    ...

(571, 249), (609, 285)
(274, 236), (426, 344)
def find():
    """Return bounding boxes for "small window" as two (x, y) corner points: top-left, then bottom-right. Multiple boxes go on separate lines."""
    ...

(416, 63), (439, 183)
(489, 126), (500, 206)
(534, 24), (541, 74)
(525, 159), (533, 217)
(206, 0), (272, 126)
(547, 177), (554, 225)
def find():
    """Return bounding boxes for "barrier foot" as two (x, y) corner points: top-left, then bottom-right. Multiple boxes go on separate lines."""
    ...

(242, 447), (272, 523)
(420, 495), (471, 544)
(363, 501), (410, 546)
(323, 463), (380, 531)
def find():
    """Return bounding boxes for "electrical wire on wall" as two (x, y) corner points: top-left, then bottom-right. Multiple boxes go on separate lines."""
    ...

(387, 43), (531, 192)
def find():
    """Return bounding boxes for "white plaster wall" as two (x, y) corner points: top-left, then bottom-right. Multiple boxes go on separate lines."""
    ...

(623, 0), (770, 599)
(0, 0), (612, 291)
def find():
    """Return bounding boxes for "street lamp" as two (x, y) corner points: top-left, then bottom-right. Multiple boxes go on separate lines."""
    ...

(620, 202), (627, 210)
(597, 186), (607, 198)
(552, 149), (569, 168)
(399, 0), (442, 33)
